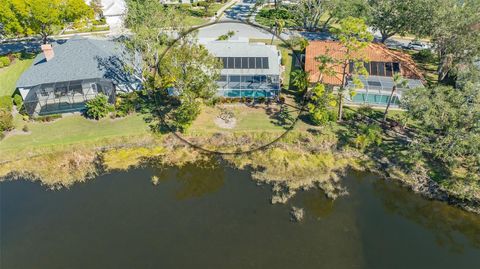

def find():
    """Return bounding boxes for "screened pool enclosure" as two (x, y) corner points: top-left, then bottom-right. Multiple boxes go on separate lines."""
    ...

(23, 78), (115, 116)
(216, 74), (280, 98)
(344, 75), (424, 107)
(205, 41), (282, 99)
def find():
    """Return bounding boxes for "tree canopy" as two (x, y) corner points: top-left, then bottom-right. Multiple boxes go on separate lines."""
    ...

(330, 17), (373, 121)
(0, 0), (93, 43)
(401, 77), (480, 182)
(428, 0), (480, 82)
(366, 0), (434, 43)
(124, 0), (221, 132)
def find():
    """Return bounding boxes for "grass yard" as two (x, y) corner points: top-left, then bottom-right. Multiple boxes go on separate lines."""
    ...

(188, 103), (315, 135)
(181, 3), (225, 26)
(0, 56), (35, 97)
(254, 6), (297, 28)
(0, 113), (152, 159)
(404, 49), (439, 86)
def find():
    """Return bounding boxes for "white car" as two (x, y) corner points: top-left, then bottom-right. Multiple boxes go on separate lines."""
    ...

(406, 41), (431, 51)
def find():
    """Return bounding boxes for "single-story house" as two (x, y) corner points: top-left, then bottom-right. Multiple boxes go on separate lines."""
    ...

(16, 36), (140, 116)
(204, 41), (281, 98)
(305, 41), (424, 107)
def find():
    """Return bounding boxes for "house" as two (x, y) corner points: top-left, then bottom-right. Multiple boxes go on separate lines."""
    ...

(305, 41), (424, 107)
(84, 0), (126, 32)
(16, 36), (140, 116)
(204, 41), (281, 98)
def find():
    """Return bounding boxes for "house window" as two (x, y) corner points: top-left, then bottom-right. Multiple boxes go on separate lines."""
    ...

(249, 57), (256, 69)
(262, 57), (269, 69)
(370, 62), (379, 76)
(363, 62), (370, 74)
(241, 57), (249, 69)
(221, 57), (228, 69)
(393, 62), (400, 73)
(255, 57), (262, 69)
(377, 62), (386, 76)
(385, 63), (393, 77)
(234, 57), (242, 69)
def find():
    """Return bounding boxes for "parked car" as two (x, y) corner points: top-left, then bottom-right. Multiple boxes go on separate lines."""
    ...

(405, 40), (431, 51)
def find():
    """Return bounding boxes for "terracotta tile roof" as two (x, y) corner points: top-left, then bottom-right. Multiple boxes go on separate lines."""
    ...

(305, 41), (424, 85)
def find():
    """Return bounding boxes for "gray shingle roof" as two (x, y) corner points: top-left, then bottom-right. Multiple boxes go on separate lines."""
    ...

(16, 36), (136, 88)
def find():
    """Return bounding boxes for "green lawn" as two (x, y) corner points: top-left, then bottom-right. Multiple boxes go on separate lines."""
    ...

(0, 57), (35, 97)
(188, 103), (315, 135)
(181, 3), (226, 26)
(0, 114), (151, 157)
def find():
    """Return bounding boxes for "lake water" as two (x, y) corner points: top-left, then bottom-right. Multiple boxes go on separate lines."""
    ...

(1, 164), (480, 268)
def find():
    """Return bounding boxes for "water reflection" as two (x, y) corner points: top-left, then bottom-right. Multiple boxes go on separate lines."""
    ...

(373, 180), (480, 253)
(151, 160), (225, 200)
(302, 190), (335, 219)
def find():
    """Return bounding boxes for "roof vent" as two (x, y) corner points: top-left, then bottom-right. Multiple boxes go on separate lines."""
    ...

(41, 44), (54, 61)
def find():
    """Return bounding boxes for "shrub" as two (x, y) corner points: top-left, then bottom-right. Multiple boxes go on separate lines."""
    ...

(85, 94), (114, 120)
(354, 123), (383, 151)
(0, 109), (14, 132)
(115, 92), (137, 118)
(280, 50), (288, 66)
(172, 100), (200, 132)
(257, 96), (266, 103)
(357, 105), (374, 117)
(414, 49), (435, 63)
(0, 96), (13, 111)
(22, 125), (29, 132)
(34, 114), (62, 122)
(13, 94), (23, 108)
(0, 56), (11, 68)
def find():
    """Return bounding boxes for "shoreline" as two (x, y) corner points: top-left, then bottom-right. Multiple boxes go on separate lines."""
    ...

(1, 131), (479, 214)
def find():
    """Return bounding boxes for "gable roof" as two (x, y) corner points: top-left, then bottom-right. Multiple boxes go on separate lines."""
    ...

(305, 41), (424, 85)
(16, 36), (136, 88)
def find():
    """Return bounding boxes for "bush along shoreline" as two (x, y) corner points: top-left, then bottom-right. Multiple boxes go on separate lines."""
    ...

(1, 128), (479, 215)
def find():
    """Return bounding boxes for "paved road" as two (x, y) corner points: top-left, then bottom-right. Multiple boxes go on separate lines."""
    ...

(223, 0), (256, 21)
(198, 0), (291, 41)
(0, 40), (42, 55)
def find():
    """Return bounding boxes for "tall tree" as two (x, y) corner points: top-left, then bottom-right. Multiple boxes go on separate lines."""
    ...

(0, 0), (30, 37)
(292, 0), (327, 31)
(401, 81), (480, 183)
(0, 0), (93, 42)
(270, 19), (285, 45)
(322, 0), (369, 31)
(27, 0), (62, 44)
(124, 0), (221, 131)
(366, 0), (434, 43)
(428, 0), (480, 83)
(330, 17), (373, 121)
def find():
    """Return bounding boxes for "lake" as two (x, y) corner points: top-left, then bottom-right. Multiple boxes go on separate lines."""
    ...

(1, 164), (480, 268)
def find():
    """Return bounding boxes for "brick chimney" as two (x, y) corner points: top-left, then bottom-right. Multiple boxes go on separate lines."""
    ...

(41, 44), (54, 61)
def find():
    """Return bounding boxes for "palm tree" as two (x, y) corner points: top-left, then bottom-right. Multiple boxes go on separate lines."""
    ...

(271, 19), (285, 45)
(383, 73), (408, 122)
(291, 70), (309, 92)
